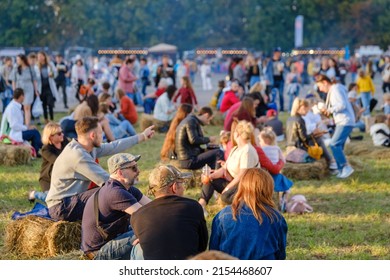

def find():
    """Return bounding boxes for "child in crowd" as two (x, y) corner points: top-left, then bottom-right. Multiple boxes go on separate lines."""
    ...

(383, 93), (390, 116)
(264, 109), (284, 141)
(258, 128), (293, 212)
(219, 131), (230, 152)
(370, 114), (390, 147)
(348, 83), (366, 132)
(173, 76), (198, 109)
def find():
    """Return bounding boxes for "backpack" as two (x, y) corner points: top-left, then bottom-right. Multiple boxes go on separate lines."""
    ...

(0, 75), (6, 92)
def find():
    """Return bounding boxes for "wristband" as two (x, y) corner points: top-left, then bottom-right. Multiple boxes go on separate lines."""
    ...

(142, 132), (148, 140)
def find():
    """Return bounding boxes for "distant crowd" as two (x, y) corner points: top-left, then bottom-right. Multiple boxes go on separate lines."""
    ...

(1, 48), (390, 260)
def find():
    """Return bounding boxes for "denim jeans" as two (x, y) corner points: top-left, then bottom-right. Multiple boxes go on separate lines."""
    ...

(130, 243), (144, 260)
(22, 129), (43, 154)
(95, 230), (135, 260)
(119, 120), (136, 136)
(126, 92), (143, 106)
(143, 98), (156, 114)
(34, 191), (48, 202)
(273, 79), (285, 111)
(329, 125), (354, 170)
(360, 92), (371, 116)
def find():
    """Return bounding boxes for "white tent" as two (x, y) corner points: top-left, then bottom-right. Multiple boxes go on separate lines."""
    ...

(148, 43), (177, 53)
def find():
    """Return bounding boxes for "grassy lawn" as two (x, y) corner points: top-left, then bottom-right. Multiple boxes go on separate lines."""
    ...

(0, 111), (389, 260)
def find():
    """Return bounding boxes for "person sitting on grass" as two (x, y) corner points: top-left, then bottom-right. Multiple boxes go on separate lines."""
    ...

(209, 168), (287, 260)
(81, 153), (151, 260)
(45, 116), (155, 222)
(29, 122), (69, 204)
(370, 114), (390, 147)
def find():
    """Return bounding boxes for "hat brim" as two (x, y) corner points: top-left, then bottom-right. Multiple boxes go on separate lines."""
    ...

(178, 172), (192, 180)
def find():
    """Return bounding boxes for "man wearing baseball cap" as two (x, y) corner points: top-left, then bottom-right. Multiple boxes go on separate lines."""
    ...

(81, 153), (151, 260)
(130, 164), (208, 260)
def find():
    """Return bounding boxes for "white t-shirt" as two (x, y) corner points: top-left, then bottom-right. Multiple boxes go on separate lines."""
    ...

(225, 143), (259, 179)
(370, 123), (389, 146)
(261, 145), (284, 165)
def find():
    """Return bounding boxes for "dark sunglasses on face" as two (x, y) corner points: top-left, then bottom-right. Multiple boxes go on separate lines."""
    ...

(51, 131), (63, 136)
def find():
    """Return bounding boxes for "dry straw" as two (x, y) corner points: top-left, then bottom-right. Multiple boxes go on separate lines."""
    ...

(0, 144), (31, 166)
(5, 216), (81, 258)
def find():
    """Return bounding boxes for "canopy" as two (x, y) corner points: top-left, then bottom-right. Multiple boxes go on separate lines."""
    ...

(148, 43), (177, 53)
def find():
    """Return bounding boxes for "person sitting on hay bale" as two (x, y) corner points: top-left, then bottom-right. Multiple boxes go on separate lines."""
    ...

(175, 106), (224, 170)
(160, 103), (193, 161)
(153, 85), (177, 133)
(130, 164), (207, 260)
(29, 122), (69, 203)
(45, 116), (155, 222)
(286, 98), (336, 170)
(0, 88), (43, 157)
(81, 153), (151, 260)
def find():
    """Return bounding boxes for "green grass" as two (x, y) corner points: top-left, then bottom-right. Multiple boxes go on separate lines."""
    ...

(0, 112), (389, 260)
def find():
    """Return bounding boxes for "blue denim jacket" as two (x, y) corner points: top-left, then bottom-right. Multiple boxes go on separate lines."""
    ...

(210, 204), (287, 260)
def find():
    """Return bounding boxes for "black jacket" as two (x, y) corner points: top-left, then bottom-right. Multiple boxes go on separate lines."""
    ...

(175, 114), (210, 160)
(285, 115), (309, 150)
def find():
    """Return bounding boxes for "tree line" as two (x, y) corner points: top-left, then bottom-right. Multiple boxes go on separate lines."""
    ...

(1, 0), (389, 54)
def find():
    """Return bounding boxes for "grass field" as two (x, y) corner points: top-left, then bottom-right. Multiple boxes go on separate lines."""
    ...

(0, 112), (389, 260)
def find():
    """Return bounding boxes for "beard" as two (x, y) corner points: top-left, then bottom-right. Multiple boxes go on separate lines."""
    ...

(92, 137), (101, 148)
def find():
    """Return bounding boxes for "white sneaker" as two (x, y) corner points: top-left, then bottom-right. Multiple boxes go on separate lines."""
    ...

(328, 161), (338, 170)
(338, 165), (354, 179)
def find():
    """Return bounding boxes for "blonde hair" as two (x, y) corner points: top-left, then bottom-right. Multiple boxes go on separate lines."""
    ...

(374, 114), (387, 124)
(235, 120), (254, 141)
(219, 131), (231, 145)
(249, 82), (263, 94)
(42, 122), (61, 145)
(259, 127), (277, 146)
(383, 93), (390, 102)
(290, 98), (309, 117)
(231, 168), (278, 224)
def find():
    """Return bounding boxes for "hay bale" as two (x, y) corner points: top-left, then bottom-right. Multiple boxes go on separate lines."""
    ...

(369, 148), (390, 160)
(46, 220), (82, 256)
(348, 157), (365, 172)
(0, 144), (31, 166)
(281, 159), (328, 180)
(168, 160), (202, 189)
(344, 142), (372, 156)
(5, 216), (81, 258)
(210, 111), (224, 126)
(140, 113), (154, 131)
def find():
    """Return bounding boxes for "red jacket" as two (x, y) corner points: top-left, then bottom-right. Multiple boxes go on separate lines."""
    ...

(120, 95), (138, 124)
(220, 90), (239, 113)
(173, 87), (198, 105)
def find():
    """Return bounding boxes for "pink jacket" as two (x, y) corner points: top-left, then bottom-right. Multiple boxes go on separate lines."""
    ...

(118, 65), (137, 93)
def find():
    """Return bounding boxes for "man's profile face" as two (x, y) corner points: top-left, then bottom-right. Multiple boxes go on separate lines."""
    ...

(92, 124), (103, 148)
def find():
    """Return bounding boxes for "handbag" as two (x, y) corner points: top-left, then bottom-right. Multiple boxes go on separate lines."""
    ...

(304, 136), (323, 160)
(286, 148), (310, 163)
(32, 97), (44, 118)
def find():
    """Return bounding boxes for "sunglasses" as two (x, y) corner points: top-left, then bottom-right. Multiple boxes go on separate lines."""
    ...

(51, 131), (63, 136)
(122, 165), (138, 172)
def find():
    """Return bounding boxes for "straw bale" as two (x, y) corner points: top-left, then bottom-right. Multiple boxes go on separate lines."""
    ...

(46, 221), (82, 256)
(281, 159), (328, 180)
(167, 160), (202, 189)
(5, 216), (81, 258)
(369, 148), (390, 160)
(0, 144), (31, 166)
(344, 142), (372, 156)
(140, 113), (154, 131)
(210, 111), (224, 126)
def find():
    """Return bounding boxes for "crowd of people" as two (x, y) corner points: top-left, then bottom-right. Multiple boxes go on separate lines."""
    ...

(1, 48), (390, 261)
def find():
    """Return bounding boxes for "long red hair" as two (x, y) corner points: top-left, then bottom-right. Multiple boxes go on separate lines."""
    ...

(160, 104), (193, 160)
